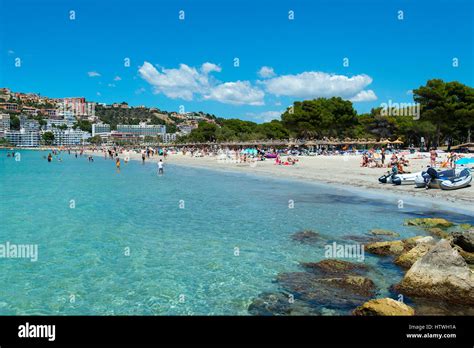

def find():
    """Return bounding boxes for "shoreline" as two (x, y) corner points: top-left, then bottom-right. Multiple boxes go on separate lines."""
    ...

(82, 149), (474, 216)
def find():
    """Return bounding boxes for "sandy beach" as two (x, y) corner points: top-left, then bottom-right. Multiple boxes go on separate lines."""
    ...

(86, 149), (474, 213)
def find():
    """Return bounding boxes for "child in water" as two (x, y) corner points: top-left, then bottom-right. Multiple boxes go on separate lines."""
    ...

(116, 158), (121, 170)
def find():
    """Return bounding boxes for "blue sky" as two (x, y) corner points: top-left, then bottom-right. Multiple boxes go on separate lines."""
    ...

(0, 0), (472, 122)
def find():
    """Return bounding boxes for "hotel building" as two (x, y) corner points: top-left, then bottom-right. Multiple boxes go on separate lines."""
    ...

(116, 124), (166, 137)
(92, 123), (111, 136)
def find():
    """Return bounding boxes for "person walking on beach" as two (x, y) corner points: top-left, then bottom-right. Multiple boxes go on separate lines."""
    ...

(157, 159), (164, 175)
(430, 148), (437, 167)
(381, 148), (386, 166)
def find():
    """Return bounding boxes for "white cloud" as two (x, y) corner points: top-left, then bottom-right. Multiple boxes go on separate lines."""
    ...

(7, 49), (14, 55)
(96, 92), (101, 96)
(201, 62), (221, 74)
(108, 83), (116, 88)
(88, 71), (101, 77)
(349, 89), (377, 102)
(204, 81), (265, 106)
(406, 89), (413, 95)
(114, 76), (122, 81)
(262, 71), (374, 100)
(139, 61), (264, 105)
(139, 61), (215, 100)
(135, 87), (146, 95)
(258, 66), (276, 78)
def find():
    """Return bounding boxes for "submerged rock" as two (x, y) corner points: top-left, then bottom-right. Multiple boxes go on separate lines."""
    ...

(366, 240), (405, 256)
(459, 223), (473, 230)
(395, 239), (474, 305)
(300, 259), (369, 277)
(369, 229), (400, 237)
(343, 235), (382, 244)
(276, 272), (376, 309)
(248, 292), (320, 316)
(452, 230), (474, 252)
(291, 230), (321, 244)
(405, 218), (454, 229)
(409, 298), (474, 316)
(353, 298), (415, 316)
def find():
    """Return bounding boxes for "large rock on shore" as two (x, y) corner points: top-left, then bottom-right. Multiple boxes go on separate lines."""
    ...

(366, 240), (405, 256)
(353, 298), (415, 316)
(395, 236), (435, 269)
(453, 245), (474, 265)
(395, 239), (474, 305)
(395, 243), (433, 269)
(300, 259), (369, 277)
(452, 230), (474, 252)
(405, 218), (454, 229)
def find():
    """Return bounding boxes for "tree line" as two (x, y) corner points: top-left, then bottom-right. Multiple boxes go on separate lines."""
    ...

(180, 79), (473, 149)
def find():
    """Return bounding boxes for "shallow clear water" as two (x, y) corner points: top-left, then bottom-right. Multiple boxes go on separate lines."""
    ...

(0, 149), (473, 315)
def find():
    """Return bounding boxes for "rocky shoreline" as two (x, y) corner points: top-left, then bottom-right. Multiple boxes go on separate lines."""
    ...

(248, 218), (474, 316)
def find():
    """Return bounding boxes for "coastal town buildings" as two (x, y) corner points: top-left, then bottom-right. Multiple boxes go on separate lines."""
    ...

(116, 124), (166, 137)
(92, 123), (111, 137)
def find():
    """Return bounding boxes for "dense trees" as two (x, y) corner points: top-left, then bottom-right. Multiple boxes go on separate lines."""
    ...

(181, 79), (472, 148)
(42, 132), (54, 145)
(281, 97), (358, 139)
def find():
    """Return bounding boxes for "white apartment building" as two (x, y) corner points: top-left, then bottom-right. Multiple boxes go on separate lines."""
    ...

(50, 129), (91, 146)
(92, 123), (111, 136)
(5, 129), (41, 147)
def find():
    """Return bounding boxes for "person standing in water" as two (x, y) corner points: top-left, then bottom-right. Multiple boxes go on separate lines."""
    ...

(47, 153), (52, 162)
(116, 157), (121, 171)
(157, 159), (164, 175)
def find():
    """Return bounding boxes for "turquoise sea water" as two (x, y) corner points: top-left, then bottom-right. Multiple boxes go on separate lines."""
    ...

(1, 149), (473, 315)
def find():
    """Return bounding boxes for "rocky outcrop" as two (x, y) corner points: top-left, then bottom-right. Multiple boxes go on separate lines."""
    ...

(453, 245), (474, 265)
(403, 236), (426, 249)
(369, 229), (399, 237)
(452, 230), (474, 252)
(300, 259), (369, 277)
(395, 239), (474, 305)
(353, 298), (415, 316)
(426, 227), (450, 239)
(395, 243), (433, 269)
(291, 230), (321, 244)
(405, 217), (454, 229)
(365, 240), (405, 256)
